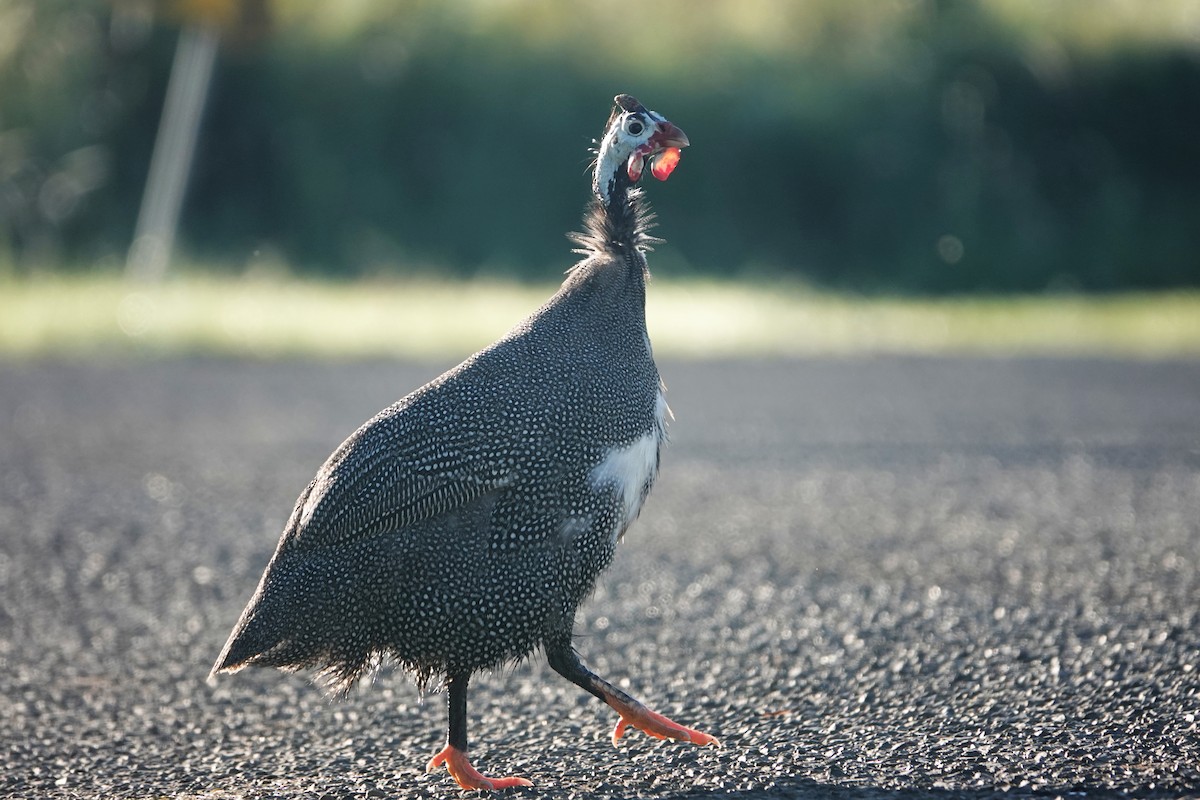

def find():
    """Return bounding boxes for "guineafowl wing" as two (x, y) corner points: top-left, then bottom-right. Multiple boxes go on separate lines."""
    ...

(278, 392), (517, 554)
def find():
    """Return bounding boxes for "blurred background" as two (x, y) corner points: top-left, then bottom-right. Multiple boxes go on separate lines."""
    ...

(2, 0), (1198, 294)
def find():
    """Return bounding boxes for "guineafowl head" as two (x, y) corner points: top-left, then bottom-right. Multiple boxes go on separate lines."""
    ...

(593, 94), (689, 207)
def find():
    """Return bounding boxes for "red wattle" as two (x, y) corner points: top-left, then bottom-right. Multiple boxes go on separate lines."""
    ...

(651, 148), (681, 181)
(627, 153), (645, 182)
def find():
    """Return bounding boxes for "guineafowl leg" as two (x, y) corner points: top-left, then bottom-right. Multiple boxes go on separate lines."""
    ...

(546, 644), (719, 748)
(426, 673), (533, 790)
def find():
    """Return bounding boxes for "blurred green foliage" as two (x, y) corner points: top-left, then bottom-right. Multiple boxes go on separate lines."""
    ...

(2, 0), (1198, 293)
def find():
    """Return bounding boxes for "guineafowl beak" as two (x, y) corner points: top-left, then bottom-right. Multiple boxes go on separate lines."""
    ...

(650, 121), (690, 151)
(645, 121), (689, 181)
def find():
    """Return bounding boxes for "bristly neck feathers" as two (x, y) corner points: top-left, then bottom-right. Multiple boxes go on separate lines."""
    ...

(567, 140), (659, 269)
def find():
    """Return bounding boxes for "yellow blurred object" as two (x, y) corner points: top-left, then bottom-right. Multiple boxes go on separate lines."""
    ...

(171, 0), (234, 26)
(167, 0), (242, 29)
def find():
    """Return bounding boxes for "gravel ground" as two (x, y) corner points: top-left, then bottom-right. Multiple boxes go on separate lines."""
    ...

(2, 356), (1198, 799)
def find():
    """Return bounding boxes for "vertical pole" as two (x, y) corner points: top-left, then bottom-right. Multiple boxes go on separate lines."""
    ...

(126, 24), (220, 282)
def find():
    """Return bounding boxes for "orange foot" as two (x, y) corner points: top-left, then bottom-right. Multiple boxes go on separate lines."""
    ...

(610, 702), (720, 748)
(426, 744), (533, 791)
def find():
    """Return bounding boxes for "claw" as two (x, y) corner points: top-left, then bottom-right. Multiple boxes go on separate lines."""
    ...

(612, 716), (628, 747)
(426, 744), (533, 791)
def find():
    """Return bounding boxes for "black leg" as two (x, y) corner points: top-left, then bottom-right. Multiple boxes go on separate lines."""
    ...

(427, 672), (533, 788)
(546, 641), (638, 707)
(546, 639), (718, 747)
(445, 672), (469, 752)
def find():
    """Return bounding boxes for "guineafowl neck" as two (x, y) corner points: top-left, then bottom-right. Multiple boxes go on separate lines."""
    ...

(560, 179), (651, 339)
(599, 185), (645, 254)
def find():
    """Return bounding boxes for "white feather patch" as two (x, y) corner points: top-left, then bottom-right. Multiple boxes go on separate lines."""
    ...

(589, 391), (668, 537)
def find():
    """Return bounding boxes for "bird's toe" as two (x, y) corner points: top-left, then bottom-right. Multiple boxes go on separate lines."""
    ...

(610, 702), (719, 748)
(427, 744), (533, 791)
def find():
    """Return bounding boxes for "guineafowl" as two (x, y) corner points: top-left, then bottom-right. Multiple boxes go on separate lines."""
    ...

(210, 94), (714, 791)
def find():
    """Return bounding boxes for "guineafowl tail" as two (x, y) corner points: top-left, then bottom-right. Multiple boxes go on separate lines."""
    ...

(209, 548), (377, 693)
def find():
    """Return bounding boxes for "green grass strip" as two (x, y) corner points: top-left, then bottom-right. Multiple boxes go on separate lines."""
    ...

(2, 273), (1199, 360)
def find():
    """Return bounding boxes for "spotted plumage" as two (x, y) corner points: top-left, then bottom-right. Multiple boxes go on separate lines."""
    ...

(211, 94), (715, 791)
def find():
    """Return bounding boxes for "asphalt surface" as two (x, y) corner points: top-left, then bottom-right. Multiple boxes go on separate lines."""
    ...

(2, 356), (1199, 799)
